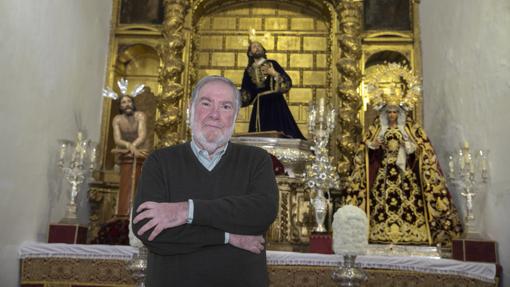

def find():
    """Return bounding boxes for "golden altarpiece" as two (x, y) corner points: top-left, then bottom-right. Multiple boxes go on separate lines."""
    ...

(90, 0), (424, 248)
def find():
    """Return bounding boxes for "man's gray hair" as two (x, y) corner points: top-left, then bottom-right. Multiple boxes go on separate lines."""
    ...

(189, 75), (241, 126)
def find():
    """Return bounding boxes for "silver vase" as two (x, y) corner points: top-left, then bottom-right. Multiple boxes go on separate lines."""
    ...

(331, 255), (368, 287)
(311, 190), (328, 233)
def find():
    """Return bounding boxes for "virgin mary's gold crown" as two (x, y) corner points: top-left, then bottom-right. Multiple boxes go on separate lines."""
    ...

(364, 63), (421, 111)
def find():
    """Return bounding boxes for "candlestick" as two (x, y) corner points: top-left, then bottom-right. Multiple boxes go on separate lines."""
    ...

(448, 142), (490, 238)
(57, 132), (96, 224)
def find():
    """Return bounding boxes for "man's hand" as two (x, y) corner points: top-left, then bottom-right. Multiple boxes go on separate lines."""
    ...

(229, 234), (265, 254)
(260, 62), (278, 77)
(133, 201), (188, 241)
(126, 143), (146, 158)
(372, 138), (381, 148)
(369, 137), (384, 150)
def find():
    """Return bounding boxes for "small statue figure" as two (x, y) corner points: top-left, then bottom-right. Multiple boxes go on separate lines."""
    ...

(112, 95), (148, 158)
(241, 41), (305, 139)
(104, 78), (148, 158)
(102, 79), (149, 220)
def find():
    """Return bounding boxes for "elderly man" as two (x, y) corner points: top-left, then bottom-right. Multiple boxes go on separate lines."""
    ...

(132, 75), (279, 286)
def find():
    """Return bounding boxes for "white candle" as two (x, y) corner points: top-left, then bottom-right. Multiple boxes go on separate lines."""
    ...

(466, 153), (472, 171)
(308, 104), (316, 132)
(89, 146), (97, 170)
(59, 143), (67, 161)
(77, 140), (87, 166)
(90, 147), (97, 163)
(328, 109), (336, 131)
(318, 97), (325, 119)
(458, 150), (465, 172)
(71, 144), (77, 164)
(309, 106), (315, 123)
(480, 150), (488, 171)
(448, 155), (455, 177)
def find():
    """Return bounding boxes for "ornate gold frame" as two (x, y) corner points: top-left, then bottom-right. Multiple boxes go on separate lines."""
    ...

(91, 1), (424, 240)
(99, 0), (422, 177)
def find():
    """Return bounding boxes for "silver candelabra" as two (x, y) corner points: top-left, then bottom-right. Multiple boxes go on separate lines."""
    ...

(448, 141), (489, 237)
(57, 131), (97, 224)
(305, 98), (339, 233)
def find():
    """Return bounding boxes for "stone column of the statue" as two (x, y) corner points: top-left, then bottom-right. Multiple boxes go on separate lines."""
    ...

(155, 0), (189, 148)
(116, 154), (145, 218)
(335, 0), (363, 185)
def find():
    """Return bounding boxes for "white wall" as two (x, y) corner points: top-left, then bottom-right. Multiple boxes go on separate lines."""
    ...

(1, 0), (508, 285)
(421, 0), (510, 285)
(0, 1), (112, 286)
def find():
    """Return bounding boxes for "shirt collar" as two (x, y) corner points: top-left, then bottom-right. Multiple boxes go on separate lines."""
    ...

(190, 140), (229, 160)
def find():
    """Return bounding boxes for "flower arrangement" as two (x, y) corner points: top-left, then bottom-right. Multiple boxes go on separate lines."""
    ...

(90, 218), (130, 245)
(332, 205), (368, 255)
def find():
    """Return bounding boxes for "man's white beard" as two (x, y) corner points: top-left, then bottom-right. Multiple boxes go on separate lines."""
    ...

(192, 120), (235, 154)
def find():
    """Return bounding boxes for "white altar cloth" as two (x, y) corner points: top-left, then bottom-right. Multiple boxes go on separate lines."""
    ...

(267, 250), (496, 283)
(19, 241), (137, 260)
(19, 242), (496, 283)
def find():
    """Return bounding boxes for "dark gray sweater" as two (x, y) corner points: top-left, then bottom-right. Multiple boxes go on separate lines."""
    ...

(132, 142), (279, 287)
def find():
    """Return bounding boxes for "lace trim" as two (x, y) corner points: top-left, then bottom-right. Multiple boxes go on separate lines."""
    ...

(266, 250), (496, 283)
(18, 242), (138, 260)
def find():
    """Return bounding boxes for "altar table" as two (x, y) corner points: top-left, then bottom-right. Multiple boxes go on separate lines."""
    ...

(19, 242), (497, 287)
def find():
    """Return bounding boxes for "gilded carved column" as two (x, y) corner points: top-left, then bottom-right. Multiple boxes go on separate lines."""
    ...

(156, 0), (189, 148)
(335, 0), (363, 182)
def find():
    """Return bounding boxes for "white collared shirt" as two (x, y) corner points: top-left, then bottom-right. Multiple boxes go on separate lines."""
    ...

(190, 140), (228, 171)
